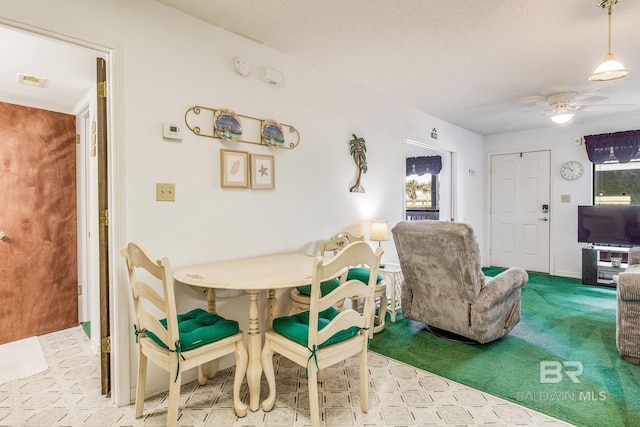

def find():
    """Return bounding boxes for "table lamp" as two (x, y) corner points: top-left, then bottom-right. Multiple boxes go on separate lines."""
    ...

(370, 220), (389, 268)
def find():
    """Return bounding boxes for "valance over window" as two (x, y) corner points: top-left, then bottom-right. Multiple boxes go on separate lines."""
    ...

(584, 130), (640, 164)
(406, 156), (442, 176)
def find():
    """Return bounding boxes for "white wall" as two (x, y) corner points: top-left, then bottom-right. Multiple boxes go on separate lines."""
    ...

(484, 111), (640, 278)
(0, 0), (484, 402)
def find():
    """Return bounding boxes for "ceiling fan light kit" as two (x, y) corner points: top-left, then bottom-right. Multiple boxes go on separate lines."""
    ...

(551, 113), (574, 124)
(547, 92), (577, 125)
(590, 0), (628, 82)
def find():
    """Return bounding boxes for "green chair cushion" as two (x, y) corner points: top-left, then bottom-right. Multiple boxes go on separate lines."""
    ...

(272, 306), (361, 348)
(295, 278), (340, 297)
(347, 267), (383, 284)
(146, 308), (239, 351)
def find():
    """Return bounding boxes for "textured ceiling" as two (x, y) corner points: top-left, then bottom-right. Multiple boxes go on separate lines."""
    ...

(155, 0), (640, 136)
(1, 1), (639, 135)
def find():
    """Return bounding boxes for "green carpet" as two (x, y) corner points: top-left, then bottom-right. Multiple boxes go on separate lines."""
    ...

(370, 269), (640, 427)
(81, 321), (90, 338)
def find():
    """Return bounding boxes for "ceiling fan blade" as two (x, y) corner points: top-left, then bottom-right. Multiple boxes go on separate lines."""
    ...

(579, 104), (636, 111)
(504, 115), (544, 129)
(578, 95), (608, 104)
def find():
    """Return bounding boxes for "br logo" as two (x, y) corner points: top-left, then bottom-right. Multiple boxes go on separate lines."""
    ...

(540, 361), (583, 384)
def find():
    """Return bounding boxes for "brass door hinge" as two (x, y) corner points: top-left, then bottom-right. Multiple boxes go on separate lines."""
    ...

(97, 81), (107, 98)
(99, 209), (109, 227)
(78, 285), (82, 296)
(101, 336), (111, 353)
(76, 134), (80, 144)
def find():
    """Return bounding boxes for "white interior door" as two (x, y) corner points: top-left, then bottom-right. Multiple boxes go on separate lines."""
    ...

(490, 151), (550, 272)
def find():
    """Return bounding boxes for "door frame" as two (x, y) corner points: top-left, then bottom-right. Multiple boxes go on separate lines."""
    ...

(0, 17), (129, 405)
(404, 134), (457, 222)
(486, 148), (554, 274)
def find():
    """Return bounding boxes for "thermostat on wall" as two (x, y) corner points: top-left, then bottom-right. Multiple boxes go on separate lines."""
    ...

(163, 123), (183, 140)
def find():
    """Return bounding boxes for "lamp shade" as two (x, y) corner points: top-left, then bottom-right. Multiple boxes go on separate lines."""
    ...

(590, 53), (629, 81)
(370, 220), (389, 242)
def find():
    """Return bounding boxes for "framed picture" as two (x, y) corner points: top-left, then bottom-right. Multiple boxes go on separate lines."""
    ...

(250, 154), (275, 189)
(220, 149), (249, 188)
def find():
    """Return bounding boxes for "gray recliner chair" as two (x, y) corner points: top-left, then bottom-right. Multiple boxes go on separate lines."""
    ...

(392, 220), (528, 344)
(617, 247), (640, 364)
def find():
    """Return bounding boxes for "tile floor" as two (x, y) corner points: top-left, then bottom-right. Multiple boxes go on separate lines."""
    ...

(0, 326), (573, 426)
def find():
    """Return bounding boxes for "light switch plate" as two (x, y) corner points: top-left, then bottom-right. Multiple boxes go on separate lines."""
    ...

(156, 183), (175, 201)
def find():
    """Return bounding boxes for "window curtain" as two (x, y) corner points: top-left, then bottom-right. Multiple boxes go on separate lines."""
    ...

(406, 156), (442, 176)
(584, 130), (640, 164)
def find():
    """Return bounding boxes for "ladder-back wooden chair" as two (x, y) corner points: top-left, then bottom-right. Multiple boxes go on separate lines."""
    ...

(290, 232), (388, 331)
(121, 242), (248, 426)
(262, 241), (383, 426)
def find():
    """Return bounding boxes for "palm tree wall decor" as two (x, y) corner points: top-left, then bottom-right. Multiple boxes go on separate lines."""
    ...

(349, 134), (367, 193)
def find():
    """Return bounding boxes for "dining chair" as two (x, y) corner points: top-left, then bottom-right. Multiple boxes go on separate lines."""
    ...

(121, 242), (248, 426)
(289, 232), (386, 324)
(262, 241), (383, 426)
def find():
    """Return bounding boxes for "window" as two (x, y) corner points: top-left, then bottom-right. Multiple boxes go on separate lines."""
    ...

(586, 130), (640, 206)
(594, 160), (640, 205)
(405, 153), (441, 220)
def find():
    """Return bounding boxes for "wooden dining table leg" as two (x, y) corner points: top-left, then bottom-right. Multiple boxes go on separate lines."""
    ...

(204, 289), (218, 381)
(267, 289), (277, 328)
(246, 289), (262, 411)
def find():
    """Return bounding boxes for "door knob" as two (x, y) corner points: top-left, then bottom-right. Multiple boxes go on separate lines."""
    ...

(538, 217), (549, 222)
(0, 231), (5, 240)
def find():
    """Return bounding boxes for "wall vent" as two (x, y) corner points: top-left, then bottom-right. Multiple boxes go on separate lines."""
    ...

(17, 73), (46, 88)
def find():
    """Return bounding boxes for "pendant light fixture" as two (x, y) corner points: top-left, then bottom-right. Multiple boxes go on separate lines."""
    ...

(590, 0), (628, 82)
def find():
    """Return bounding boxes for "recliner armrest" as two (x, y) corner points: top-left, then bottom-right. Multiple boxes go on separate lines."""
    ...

(629, 247), (640, 266)
(618, 271), (640, 302)
(475, 268), (528, 310)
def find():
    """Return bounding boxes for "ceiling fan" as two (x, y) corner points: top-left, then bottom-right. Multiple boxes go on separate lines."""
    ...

(544, 91), (637, 124)
(509, 91), (636, 128)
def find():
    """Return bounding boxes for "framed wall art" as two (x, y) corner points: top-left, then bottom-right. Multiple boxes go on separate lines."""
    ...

(250, 154), (275, 189)
(220, 149), (249, 188)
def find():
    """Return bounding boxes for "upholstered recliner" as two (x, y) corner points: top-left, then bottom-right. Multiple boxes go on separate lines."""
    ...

(616, 247), (640, 364)
(392, 220), (528, 344)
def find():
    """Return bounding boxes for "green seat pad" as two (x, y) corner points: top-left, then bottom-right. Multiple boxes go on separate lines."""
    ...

(347, 267), (383, 284)
(145, 308), (239, 351)
(295, 278), (340, 297)
(272, 306), (361, 348)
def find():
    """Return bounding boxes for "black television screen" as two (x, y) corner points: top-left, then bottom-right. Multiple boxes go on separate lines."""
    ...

(578, 205), (640, 246)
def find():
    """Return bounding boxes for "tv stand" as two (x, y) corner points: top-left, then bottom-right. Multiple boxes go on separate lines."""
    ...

(582, 245), (629, 287)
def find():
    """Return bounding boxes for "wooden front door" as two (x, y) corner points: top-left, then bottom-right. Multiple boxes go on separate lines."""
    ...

(0, 102), (78, 344)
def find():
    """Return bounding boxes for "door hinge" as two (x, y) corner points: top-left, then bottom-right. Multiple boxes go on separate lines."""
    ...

(76, 134), (80, 144)
(97, 81), (107, 98)
(99, 209), (109, 227)
(101, 336), (111, 353)
(78, 285), (82, 296)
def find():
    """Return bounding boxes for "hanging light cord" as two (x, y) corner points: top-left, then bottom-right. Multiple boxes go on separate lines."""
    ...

(599, 0), (620, 55)
(606, 3), (612, 54)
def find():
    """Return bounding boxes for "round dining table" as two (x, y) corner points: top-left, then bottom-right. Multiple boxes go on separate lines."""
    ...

(173, 252), (318, 411)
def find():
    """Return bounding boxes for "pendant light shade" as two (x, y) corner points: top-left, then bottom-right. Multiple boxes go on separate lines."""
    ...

(590, 53), (629, 81)
(590, 1), (628, 82)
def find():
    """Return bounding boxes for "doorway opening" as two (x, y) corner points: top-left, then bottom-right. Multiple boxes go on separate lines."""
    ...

(0, 22), (115, 396)
(405, 138), (454, 222)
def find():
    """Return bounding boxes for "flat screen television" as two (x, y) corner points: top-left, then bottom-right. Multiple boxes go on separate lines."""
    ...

(578, 205), (640, 246)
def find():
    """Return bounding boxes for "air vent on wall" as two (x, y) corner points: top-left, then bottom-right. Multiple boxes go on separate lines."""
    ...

(17, 73), (46, 88)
